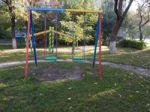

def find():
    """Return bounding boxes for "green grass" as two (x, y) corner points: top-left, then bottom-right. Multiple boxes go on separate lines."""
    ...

(0, 51), (26, 62)
(102, 48), (150, 69)
(0, 44), (26, 50)
(0, 62), (150, 112)
(0, 46), (150, 69)
(0, 45), (12, 49)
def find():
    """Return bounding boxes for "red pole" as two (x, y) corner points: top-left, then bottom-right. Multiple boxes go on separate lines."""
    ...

(98, 13), (102, 80)
(24, 11), (31, 79)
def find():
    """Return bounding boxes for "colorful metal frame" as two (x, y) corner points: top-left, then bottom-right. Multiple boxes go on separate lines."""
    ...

(24, 8), (102, 80)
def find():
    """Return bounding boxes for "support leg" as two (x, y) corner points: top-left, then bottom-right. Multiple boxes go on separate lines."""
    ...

(98, 14), (102, 80)
(24, 11), (31, 79)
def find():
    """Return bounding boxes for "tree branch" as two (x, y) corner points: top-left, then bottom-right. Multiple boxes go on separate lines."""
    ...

(141, 20), (149, 27)
(118, 0), (123, 16)
(1, 0), (8, 5)
(141, 14), (149, 27)
(1, 0), (6, 2)
(139, 11), (143, 26)
(138, 0), (150, 27)
(114, 0), (120, 19)
(122, 0), (134, 18)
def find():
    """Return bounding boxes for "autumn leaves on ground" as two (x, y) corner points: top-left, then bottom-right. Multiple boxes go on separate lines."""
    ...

(1, 0), (150, 111)
(0, 46), (150, 112)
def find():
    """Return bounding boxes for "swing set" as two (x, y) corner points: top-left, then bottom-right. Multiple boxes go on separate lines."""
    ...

(24, 8), (102, 80)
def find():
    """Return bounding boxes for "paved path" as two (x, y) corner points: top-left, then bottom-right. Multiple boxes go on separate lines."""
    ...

(101, 62), (150, 76)
(0, 60), (149, 77)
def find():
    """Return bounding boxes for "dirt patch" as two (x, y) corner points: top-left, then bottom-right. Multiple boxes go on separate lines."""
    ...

(30, 64), (83, 81)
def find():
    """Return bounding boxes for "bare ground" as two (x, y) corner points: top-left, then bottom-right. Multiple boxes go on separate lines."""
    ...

(30, 64), (84, 81)
(0, 60), (150, 81)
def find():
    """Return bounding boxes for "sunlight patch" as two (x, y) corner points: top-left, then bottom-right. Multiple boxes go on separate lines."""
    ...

(0, 83), (8, 89)
(92, 89), (117, 99)
(2, 96), (14, 101)
(0, 56), (9, 58)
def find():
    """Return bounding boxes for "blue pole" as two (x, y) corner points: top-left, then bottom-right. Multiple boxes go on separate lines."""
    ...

(45, 14), (48, 52)
(55, 12), (58, 57)
(93, 18), (100, 67)
(30, 10), (38, 66)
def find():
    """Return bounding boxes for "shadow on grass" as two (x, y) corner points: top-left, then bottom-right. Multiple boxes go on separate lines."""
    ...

(0, 63), (150, 112)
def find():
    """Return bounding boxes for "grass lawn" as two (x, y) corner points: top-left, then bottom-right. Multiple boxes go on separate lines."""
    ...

(102, 48), (150, 69)
(0, 45), (12, 50)
(0, 45), (150, 69)
(0, 62), (150, 112)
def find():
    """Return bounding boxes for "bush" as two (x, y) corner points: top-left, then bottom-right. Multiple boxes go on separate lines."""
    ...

(118, 39), (147, 50)
(0, 30), (11, 39)
(102, 39), (108, 46)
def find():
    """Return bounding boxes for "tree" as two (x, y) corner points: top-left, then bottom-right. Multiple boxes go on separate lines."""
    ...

(137, 0), (150, 41)
(1, 0), (17, 49)
(123, 12), (138, 40)
(58, 0), (96, 45)
(109, 0), (134, 54)
(102, 0), (116, 44)
(61, 0), (93, 9)
(0, 4), (11, 39)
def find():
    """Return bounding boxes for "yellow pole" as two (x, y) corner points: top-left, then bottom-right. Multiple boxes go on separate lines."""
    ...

(66, 9), (102, 14)
(29, 29), (73, 39)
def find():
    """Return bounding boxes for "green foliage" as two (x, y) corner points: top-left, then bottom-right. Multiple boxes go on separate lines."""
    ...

(61, 0), (93, 9)
(144, 25), (150, 36)
(60, 20), (78, 43)
(0, 8), (11, 39)
(0, 30), (11, 39)
(118, 39), (147, 50)
(57, 0), (98, 45)
(0, 0), (98, 45)
(60, 13), (97, 44)
(124, 13), (138, 40)
(102, 48), (150, 69)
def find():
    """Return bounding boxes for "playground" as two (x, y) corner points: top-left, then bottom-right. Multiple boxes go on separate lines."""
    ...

(0, 0), (150, 112)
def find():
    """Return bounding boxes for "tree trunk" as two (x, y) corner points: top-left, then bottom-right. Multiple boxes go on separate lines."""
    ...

(11, 13), (17, 49)
(139, 25), (143, 41)
(109, 20), (121, 54)
(109, 0), (133, 54)
(8, 0), (17, 49)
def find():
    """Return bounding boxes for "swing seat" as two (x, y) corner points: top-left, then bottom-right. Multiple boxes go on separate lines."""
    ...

(45, 56), (57, 62)
(73, 57), (84, 62)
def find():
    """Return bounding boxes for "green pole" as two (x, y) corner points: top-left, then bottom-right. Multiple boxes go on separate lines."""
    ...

(72, 37), (75, 59)
(48, 27), (55, 53)
(72, 36), (77, 59)
(52, 27), (54, 53)
(48, 27), (52, 52)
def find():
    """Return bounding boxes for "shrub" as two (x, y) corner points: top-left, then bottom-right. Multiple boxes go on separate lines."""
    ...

(118, 39), (146, 50)
(0, 30), (11, 39)
(102, 39), (108, 46)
